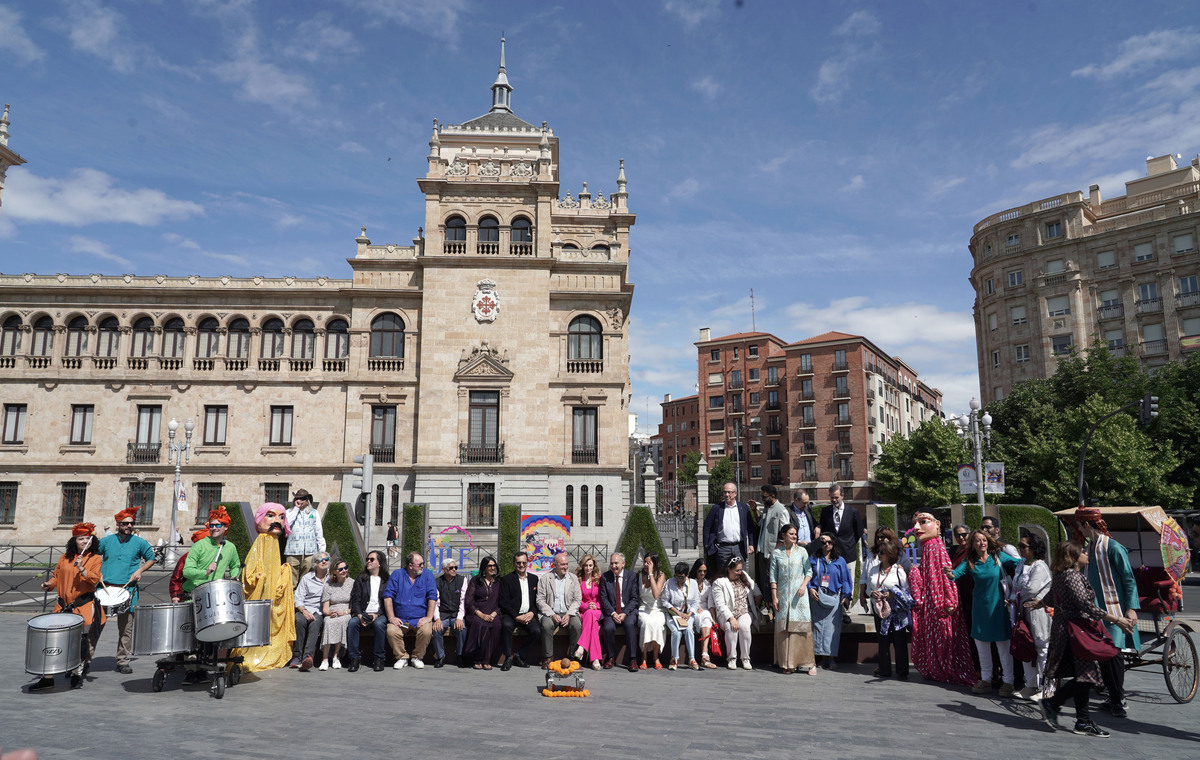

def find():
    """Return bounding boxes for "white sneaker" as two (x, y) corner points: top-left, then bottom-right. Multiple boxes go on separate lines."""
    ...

(318, 661), (329, 671)
(393, 660), (407, 670)
(411, 658), (425, 669)
(741, 660), (753, 671)
(332, 657), (342, 670)
(1017, 686), (1038, 700)
(727, 660), (737, 670)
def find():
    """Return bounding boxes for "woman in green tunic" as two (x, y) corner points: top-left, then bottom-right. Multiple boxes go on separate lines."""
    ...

(946, 529), (1020, 696)
(770, 524), (816, 675)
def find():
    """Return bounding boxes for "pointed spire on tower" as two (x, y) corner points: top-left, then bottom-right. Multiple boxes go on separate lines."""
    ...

(428, 118), (441, 158)
(0, 105), (10, 147)
(490, 36), (513, 113)
(614, 159), (628, 211)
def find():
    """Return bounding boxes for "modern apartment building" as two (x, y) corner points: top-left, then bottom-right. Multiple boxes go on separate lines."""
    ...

(971, 153), (1200, 400)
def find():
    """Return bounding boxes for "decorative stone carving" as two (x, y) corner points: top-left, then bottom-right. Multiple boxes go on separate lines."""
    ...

(184, 326), (198, 335)
(511, 161), (533, 178)
(606, 307), (624, 329)
(249, 327), (262, 336)
(447, 159), (468, 177)
(479, 160), (500, 177)
(472, 279), (500, 323)
(593, 191), (610, 209)
(454, 340), (514, 382)
(558, 192), (578, 209)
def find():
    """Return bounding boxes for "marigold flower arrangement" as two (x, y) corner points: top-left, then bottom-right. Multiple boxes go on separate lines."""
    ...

(543, 658), (589, 697)
(547, 658), (580, 675)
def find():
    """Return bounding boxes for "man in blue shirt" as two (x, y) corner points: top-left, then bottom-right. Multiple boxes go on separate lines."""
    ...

(383, 551), (438, 669)
(97, 507), (157, 674)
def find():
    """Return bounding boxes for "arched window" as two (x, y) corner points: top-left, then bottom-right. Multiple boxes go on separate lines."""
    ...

(390, 484), (401, 526)
(197, 317), (220, 358)
(375, 484), (385, 527)
(261, 318), (285, 358)
(325, 319), (349, 358)
(65, 316), (88, 357)
(478, 216), (499, 242)
(370, 313), (404, 357)
(31, 316), (54, 356)
(565, 486), (574, 523)
(291, 318), (315, 359)
(162, 317), (186, 358)
(97, 317), (120, 357)
(595, 486), (603, 527)
(580, 485), (589, 527)
(131, 317), (154, 357)
(568, 316), (603, 361)
(227, 318), (250, 358)
(591, 244), (610, 258)
(512, 217), (532, 242)
(445, 215), (466, 241)
(1, 315), (22, 356)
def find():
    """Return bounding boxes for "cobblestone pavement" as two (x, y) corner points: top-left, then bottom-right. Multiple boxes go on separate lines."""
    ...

(2, 611), (1197, 760)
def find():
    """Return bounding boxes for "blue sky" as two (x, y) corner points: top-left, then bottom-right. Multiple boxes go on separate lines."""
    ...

(2, 1), (1199, 433)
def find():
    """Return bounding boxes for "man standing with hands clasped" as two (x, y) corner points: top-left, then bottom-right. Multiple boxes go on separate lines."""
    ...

(818, 485), (865, 624)
(703, 482), (754, 574)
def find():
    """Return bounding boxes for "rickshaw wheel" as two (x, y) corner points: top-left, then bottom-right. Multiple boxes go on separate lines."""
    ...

(227, 663), (241, 686)
(211, 675), (226, 700)
(151, 669), (166, 693)
(1163, 625), (1197, 703)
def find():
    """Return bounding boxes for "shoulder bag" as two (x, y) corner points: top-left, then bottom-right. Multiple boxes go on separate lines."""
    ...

(1067, 617), (1118, 661)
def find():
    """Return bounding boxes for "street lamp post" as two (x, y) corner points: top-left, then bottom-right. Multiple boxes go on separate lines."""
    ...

(166, 416), (195, 566)
(953, 398), (991, 509)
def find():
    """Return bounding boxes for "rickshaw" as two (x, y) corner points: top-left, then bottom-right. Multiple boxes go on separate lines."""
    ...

(1054, 506), (1197, 703)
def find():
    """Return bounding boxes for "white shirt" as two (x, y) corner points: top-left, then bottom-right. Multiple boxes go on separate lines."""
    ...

(365, 575), (381, 615)
(719, 503), (741, 543)
(518, 574), (530, 614)
(833, 504), (844, 531)
(552, 573), (568, 614)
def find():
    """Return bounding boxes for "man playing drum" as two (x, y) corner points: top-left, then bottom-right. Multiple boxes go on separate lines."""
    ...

(182, 507), (242, 595)
(97, 507), (157, 675)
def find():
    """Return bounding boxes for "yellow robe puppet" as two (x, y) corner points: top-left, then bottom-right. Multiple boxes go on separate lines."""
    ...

(236, 502), (296, 671)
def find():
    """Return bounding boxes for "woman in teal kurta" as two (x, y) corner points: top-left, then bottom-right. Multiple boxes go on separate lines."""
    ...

(770, 524), (816, 674)
(947, 529), (1020, 695)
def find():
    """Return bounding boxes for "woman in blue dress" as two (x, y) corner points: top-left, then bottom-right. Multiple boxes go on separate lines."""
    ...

(946, 529), (1020, 697)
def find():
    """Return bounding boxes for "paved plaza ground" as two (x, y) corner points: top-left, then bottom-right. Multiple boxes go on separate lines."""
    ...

(3, 609), (1197, 760)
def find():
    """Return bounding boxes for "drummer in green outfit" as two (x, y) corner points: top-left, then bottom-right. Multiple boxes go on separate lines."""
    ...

(183, 506), (242, 593)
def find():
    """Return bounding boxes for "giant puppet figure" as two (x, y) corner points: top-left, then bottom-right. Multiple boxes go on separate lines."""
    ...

(236, 503), (296, 671)
(908, 512), (975, 685)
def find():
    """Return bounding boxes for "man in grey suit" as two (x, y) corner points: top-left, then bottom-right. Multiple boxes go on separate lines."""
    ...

(536, 551), (582, 666)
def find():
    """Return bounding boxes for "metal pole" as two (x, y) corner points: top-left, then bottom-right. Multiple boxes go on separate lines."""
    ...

(972, 414), (985, 510)
(165, 417), (193, 566)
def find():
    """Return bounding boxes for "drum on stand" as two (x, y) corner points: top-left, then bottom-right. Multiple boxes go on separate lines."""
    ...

(193, 579), (247, 643)
(26, 613), (84, 676)
(133, 603), (196, 656)
(224, 600), (271, 648)
(95, 586), (132, 616)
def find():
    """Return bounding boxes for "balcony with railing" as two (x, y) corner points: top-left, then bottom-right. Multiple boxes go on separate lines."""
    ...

(1098, 304), (1124, 320)
(837, 443), (854, 453)
(225, 357), (249, 371)
(193, 358), (216, 371)
(127, 441), (162, 464)
(159, 357), (183, 370)
(1108, 343), (1127, 357)
(1136, 298), (1163, 315)
(258, 358), (280, 372)
(368, 357), (405, 372)
(323, 358), (347, 373)
(1177, 291), (1200, 309)
(477, 241), (499, 255)
(509, 242), (534, 256)
(836, 469), (856, 481)
(833, 389), (850, 399)
(765, 424), (783, 436)
(835, 414), (852, 427)
(567, 359), (604, 374)
(765, 401), (780, 411)
(460, 442), (504, 464)
(799, 390), (814, 401)
(1140, 339), (1168, 356)
(572, 445), (598, 464)
(369, 443), (396, 464)
(766, 450), (782, 461)
(289, 358), (313, 372)
(832, 360), (848, 372)
(62, 356), (83, 369)
(798, 417), (816, 429)
(444, 241), (466, 255)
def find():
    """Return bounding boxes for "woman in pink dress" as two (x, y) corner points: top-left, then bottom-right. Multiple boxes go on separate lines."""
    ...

(573, 554), (604, 670)
(909, 512), (975, 685)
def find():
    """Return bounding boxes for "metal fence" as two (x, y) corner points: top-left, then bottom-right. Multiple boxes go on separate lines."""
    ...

(1, 544), (175, 613)
(654, 513), (698, 552)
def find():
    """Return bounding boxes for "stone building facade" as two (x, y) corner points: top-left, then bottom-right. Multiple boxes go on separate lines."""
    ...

(971, 153), (1200, 400)
(0, 46), (636, 549)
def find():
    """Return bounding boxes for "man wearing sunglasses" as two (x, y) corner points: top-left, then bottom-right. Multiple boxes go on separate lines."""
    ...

(181, 507), (242, 595)
(97, 506), (158, 674)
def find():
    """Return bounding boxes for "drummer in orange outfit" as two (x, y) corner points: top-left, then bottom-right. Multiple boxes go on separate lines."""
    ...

(34, 522), (106, 690)
(236, 503), (296, 671)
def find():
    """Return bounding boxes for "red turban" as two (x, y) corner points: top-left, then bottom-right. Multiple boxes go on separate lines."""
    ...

(207, 506), (232, 526)
(114, 507), (140, 523)
(191, 528), (210, 543)
(1073, 506), (1110, 538)
(71, 522), (97, 537)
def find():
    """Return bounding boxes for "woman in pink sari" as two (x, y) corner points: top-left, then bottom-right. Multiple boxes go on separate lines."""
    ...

(908, 512), (975, 685)
(573, 555), (604, 670)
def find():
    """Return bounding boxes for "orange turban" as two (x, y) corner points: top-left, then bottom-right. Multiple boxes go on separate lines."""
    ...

(191, 528), (210, 543)
(71, 522), (97, 537)
(114, 507), (140, 523)
(207, 506), (232, 526)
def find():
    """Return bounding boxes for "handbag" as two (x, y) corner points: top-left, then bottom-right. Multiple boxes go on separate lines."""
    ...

(1010, 616), (1036, 662)
(813, 558), (840, 608)
(1067, 618), (1118, 661)
(709, 625), (723, 657)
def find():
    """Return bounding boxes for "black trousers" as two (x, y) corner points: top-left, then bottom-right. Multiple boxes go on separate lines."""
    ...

(501, 614), (543, 660)
(603, 612), (640, 664)
(1099, 655), (1125, 702)
(874, 615), (909, 677)
(1049, 679), (1092, 721)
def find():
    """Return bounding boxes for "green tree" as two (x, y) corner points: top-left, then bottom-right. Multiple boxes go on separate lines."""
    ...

(872, 417), (967, 511)
(708, 456), (735, 503)
(677, 451), (702, 484)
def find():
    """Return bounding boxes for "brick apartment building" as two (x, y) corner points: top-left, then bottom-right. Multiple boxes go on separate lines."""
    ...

(658, 393), (700, 484)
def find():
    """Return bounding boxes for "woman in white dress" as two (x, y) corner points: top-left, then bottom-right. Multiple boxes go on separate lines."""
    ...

(690, 558), (718, 669)
(637, 553), (667, 669)
(1012, 534), (1052, 699)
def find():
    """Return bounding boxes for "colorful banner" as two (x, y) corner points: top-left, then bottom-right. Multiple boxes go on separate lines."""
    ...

(521, 515), (571, 574)
(1181, 334), (1200, 351)
(984, 462), (1005, 494)
(957, 464), (978, 495)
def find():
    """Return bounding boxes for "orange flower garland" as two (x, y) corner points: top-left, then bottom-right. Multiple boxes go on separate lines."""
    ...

(544, 658), (588, 697)
(547, 658), (581, 676)
(542, 687), (589, 698)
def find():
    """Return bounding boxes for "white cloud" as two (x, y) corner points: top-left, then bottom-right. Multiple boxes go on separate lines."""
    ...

(3, 167), (203, 226)
(202, 190), (308, 230)
(337, 0), (467, 44)
(142, 94), (191, 124)
(1072, 28), (1200, 80)
(66, 235), (132, 267)
(783, 297), (976, 352)
(55, 0), (162, 73)
(841, 174), (865, 192)
(811, 11), (881, 105)
(280, 13), (356, 63)
(930, 176), (966, 196)
(0, 4), (45, 63)
(337, 141), (369, 154)
(689, 76), (721, 103)
(835, 10), (881, 37)
(662, 0), (720, 29)
(666, 177), (701, 201)
(215, 56), (312, 112)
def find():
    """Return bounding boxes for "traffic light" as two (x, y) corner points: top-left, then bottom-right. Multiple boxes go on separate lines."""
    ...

(353, 492), (367, 526)
(352, 453), (374, 494)
(1139, 393), (1159, 424)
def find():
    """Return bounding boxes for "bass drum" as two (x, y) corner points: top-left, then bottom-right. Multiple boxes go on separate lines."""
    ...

(133, 603), (196, 655)
(192, 579), (247, 643)
(224, 600), (272, 648)
(26, 613), (84, 676)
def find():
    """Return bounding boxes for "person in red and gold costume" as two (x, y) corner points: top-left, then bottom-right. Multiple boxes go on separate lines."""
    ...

(35, 523), (106, 690)
(908, 512), (975, 685)
(236, 503), (296, 671)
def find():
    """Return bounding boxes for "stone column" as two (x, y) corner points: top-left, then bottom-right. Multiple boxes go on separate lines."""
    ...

(642, 457), (657, 507)
(695, 457), (710, 511)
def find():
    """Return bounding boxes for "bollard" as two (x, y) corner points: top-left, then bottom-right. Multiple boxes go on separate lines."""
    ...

(672, 537), (679, 556)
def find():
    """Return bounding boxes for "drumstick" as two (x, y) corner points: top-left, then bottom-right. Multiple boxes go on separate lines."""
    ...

(211, 542), (225, 578)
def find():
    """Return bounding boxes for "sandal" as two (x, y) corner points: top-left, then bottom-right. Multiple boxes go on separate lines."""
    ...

(668, 659), (678, 671)
(654, 661), (663, 670)
(702, 656), (717, 670)
(482, 664), (492, 670)
(807, 666), (818, 676)
(639, 661), (648, 670)
(472, 663), (483, 670)
(689, 659), (700, 670)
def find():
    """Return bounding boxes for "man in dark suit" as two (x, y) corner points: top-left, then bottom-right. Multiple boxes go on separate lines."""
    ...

(498, 551), (541, 671)
(816, 484), (865, 622)
(599, 552), (640, 672)
(702, 482), (754, 574)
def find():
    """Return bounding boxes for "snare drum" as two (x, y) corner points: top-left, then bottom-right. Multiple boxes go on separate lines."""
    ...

(133, 603), (196, 655)
(96, 586), (132, 616)
(26, 613), (84, 676)
(224, 600), (271, 648)
(193, 579), (247, 643)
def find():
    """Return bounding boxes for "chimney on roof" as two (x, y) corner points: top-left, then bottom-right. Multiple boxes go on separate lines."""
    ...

(664, 393), (671, 403)
(1088, 184), (1101, 206)
(699, 327), (711, 342)
(1146, 154), (1178, 176)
